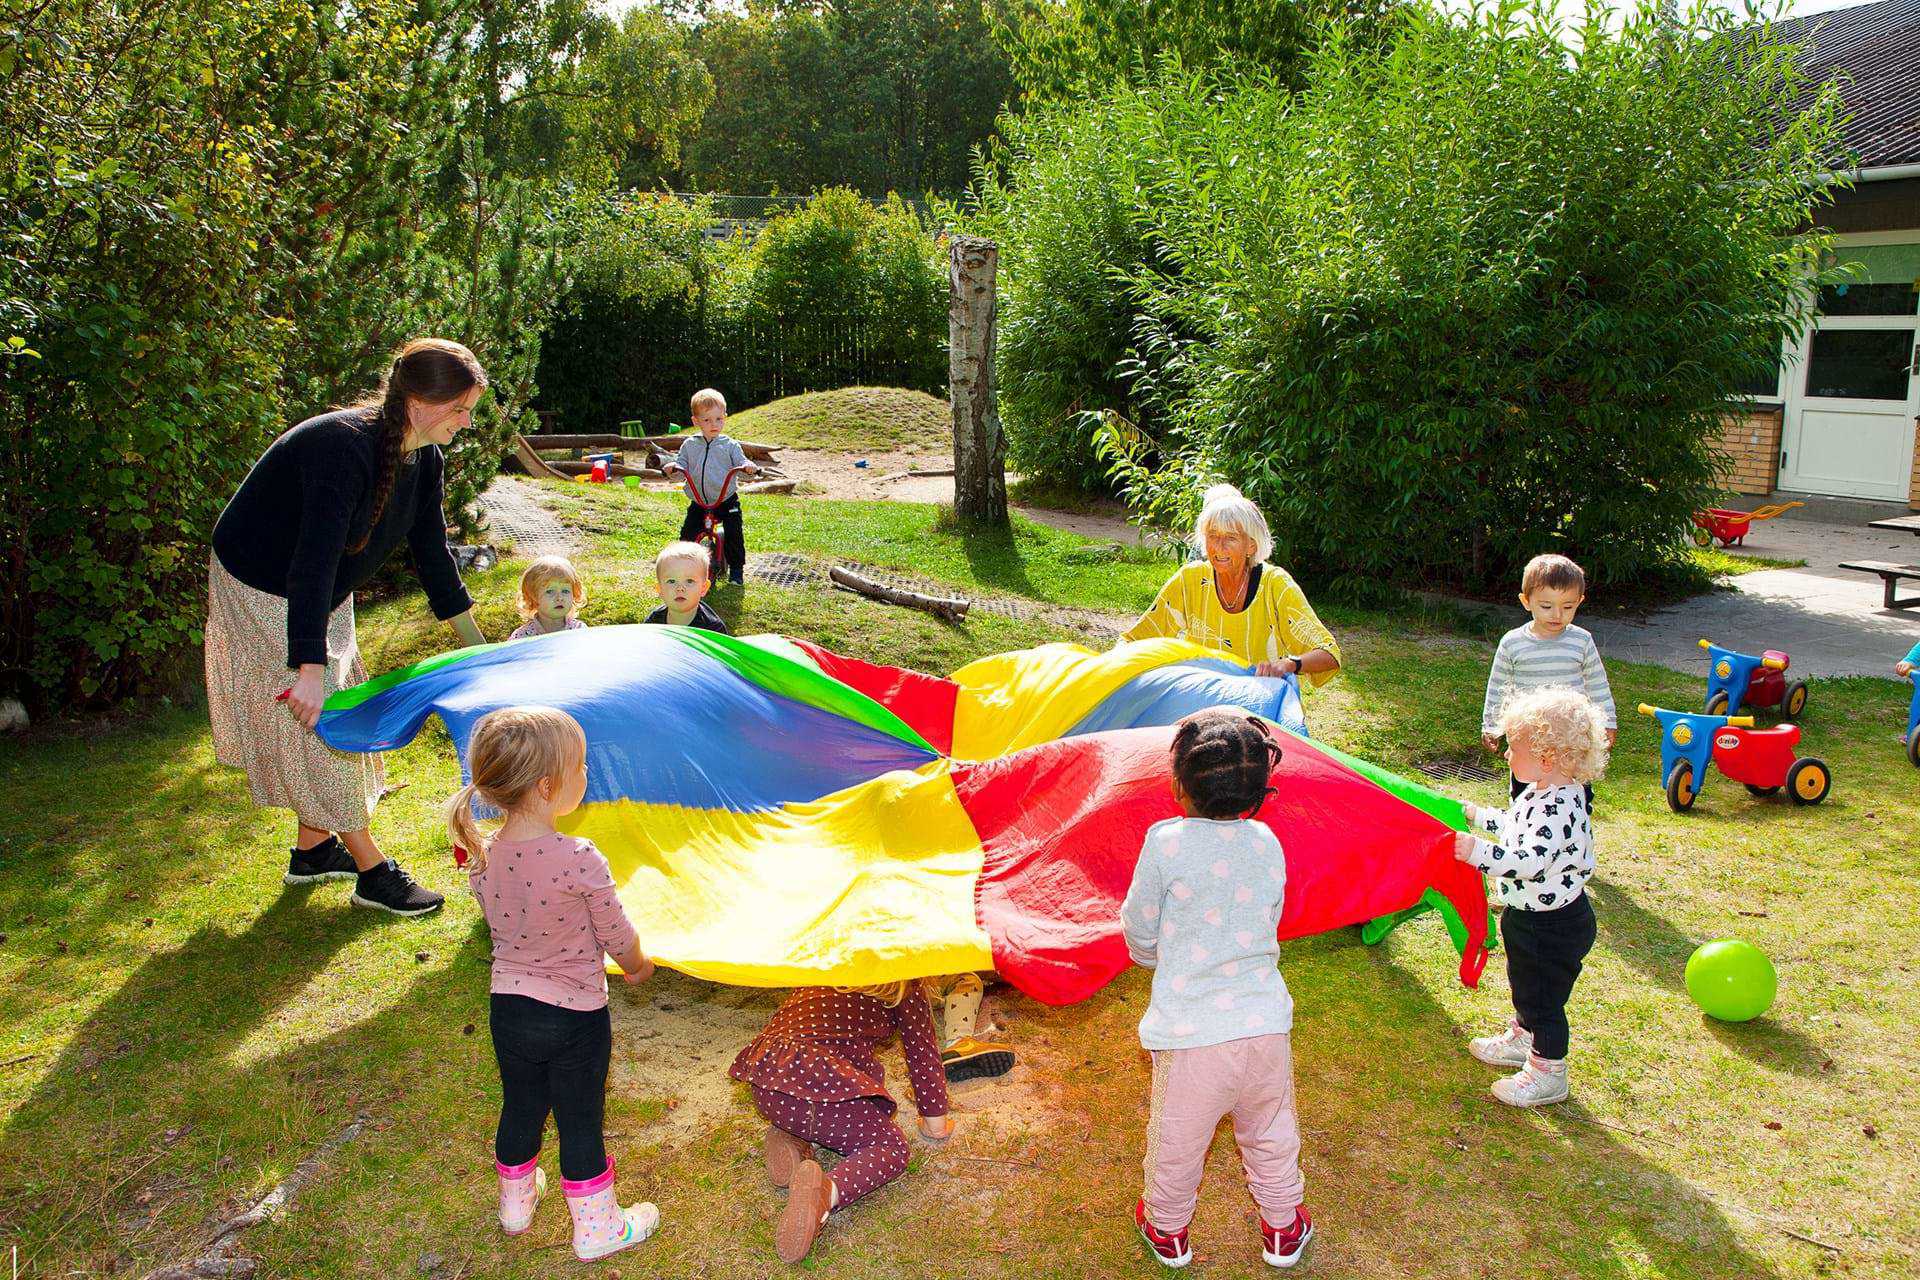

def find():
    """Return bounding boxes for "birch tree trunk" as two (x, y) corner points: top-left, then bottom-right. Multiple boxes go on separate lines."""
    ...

(948, 235), (1008, 527)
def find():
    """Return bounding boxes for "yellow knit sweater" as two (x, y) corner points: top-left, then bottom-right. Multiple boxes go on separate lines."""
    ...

(1122, 561), (1341, 688)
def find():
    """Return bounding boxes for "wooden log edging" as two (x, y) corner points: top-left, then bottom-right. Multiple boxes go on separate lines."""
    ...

(829, 565), (970, 623)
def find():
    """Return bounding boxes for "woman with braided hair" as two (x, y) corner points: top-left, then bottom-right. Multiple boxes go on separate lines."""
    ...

(1120, 709), (1315, 1269)
(205, 338), (490, 916)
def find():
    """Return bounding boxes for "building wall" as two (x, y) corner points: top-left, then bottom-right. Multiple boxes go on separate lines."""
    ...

(1911, 426), (1920, 510)
(1714, 404), (1784, 495)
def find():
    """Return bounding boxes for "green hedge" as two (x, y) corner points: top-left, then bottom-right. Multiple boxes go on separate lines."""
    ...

(970, 2), (1842, 594)
(535, 190), (948, 433)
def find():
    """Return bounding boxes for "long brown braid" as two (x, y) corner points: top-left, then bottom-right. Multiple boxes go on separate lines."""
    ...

(345, 338), (488, 554)
(1170, 710), (1284, 819)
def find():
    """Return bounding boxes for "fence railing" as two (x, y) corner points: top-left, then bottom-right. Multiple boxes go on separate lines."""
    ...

(533, 302), (947, 435)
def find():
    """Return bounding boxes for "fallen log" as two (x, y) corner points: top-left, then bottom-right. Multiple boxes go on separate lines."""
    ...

(740, 479), (797, 496)
(829, 565), (970, 623)
(523, 432), (781, 462)
(882, 467), (956, 482)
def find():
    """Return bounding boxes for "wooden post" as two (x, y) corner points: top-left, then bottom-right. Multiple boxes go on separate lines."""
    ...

(948, 235), (1008, 527)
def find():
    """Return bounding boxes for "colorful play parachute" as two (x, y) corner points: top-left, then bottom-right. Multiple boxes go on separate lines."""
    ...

(317, 627), (1489, 1002)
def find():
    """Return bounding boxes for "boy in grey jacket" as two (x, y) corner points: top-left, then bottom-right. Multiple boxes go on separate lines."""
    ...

(666, 388), (758, 584)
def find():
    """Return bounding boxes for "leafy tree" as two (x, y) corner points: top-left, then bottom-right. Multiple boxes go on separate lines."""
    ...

(0, 0), (705, 708)
(987, 0), (1398, 100)
(975, 1), (1843, 594)
(681, 0), (1011, 197)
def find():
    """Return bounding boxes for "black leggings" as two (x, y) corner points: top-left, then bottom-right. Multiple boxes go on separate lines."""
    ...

(1500, 893), (1596, 1061)
(680, 495), (746, 583)
(491, 993), (611, 1180)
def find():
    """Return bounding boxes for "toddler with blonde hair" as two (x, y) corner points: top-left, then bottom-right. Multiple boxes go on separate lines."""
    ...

(445, 706), (658, 1261)
(508, 556), (587, 639)
(1456, 685), (1608, 1108)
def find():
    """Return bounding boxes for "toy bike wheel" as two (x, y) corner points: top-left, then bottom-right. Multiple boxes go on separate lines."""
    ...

(1704, 689), (1730, 716)
(1691, 525), (1712, 548)
(1782, 681), (1808, 721)
(1744, 783), (1781, 798)
(1786, 757), (1831, 805)
(1664, 761), (1697, 812)
(1907, 726), (1919, 768)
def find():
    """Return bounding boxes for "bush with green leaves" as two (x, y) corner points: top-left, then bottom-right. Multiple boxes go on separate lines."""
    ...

(536, 188), (947, 432)
(965, 98), (1172, 492)
(978, 1), (1841, 594)
(0, 0), (701, 709)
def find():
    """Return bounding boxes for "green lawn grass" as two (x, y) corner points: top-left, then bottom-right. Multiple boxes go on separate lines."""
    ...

(727, 386), (951, 455)
(1, 484), (1914, 1279)
(1691, 546), (1808, 577)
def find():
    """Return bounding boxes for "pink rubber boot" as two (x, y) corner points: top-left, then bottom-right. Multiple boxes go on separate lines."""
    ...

(563, 1158), (660, 1262)
(496, 1155), (546, 1236)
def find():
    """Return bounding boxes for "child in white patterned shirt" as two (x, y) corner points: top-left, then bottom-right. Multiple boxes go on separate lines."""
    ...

(1456, 686), (1608, 1108)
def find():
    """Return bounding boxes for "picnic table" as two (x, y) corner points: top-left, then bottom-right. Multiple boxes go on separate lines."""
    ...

(1842, 515), (1920, 609)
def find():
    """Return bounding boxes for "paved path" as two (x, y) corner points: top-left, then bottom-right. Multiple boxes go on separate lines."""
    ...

(1584, 494), (1920, 680)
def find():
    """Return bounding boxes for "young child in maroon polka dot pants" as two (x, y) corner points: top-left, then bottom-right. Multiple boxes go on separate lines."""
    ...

(729, 980), (955, 1262)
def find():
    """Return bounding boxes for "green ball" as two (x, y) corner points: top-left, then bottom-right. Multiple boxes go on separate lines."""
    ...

(1685, 939), (1777, 1022)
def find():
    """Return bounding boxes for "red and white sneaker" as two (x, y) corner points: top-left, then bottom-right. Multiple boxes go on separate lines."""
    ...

(1135, 1199), (1192, 1268)
(1261, 1206), (1314, 1268)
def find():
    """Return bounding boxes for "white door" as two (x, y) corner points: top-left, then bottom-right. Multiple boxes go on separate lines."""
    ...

(1780, 271), (1920, 501)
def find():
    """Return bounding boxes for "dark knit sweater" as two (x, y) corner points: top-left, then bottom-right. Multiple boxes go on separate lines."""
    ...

(212, 408), (472, 667)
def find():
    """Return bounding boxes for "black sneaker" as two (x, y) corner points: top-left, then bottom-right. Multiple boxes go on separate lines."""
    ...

(285, 836), (358, 886)
(350, 859), (444, 917)
(942, 1036), (1016, 1083)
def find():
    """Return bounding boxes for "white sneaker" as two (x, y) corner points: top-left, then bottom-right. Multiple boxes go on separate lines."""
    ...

(1469, 1019), (1533, 1068)
(1491, 1055), (1569, 1107)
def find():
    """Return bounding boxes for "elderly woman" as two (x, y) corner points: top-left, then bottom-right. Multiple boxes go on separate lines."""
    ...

(1124, 485), (1341, 685)
(205, 337), (489, 917)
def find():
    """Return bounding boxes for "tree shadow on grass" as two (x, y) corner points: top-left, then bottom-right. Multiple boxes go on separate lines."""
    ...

(1277, 927), (1790, 1280)
(0, 890), (386, 1272)
(954, 517), (1041, 602)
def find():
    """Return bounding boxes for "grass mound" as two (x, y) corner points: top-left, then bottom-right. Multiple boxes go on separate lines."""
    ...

(728, 386), (948, 454)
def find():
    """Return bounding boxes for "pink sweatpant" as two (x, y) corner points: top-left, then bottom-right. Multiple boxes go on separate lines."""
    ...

(1142, 1033), (1304, 1232)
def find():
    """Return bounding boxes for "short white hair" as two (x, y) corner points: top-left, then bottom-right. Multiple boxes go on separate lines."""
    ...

(1192, 484), (1272, 564)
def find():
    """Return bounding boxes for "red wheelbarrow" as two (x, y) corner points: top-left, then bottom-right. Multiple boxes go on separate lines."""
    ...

(1691, 501), (1803, 549)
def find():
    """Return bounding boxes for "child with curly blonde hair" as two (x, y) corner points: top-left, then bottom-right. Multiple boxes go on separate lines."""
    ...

(728, 979), (953, 1263)
(1457, 686), (1608, 1108)
(508, 556), (587, 639)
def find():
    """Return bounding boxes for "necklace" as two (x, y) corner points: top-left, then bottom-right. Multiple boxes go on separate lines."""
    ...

(1217, 566), (1251, 612)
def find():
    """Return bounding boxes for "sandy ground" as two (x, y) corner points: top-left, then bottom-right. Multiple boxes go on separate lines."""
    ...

(608, 968), (1063, 1153)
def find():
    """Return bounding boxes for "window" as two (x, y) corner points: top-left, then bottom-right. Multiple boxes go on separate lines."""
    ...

(1816, 282), (1919, 317)
(1802, 329), (1916, 401)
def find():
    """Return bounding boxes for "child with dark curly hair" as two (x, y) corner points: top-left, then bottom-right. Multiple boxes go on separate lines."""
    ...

(1120, 709), (1314, 1270)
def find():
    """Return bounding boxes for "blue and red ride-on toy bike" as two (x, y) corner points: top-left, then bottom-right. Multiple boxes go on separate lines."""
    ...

(1699, 638), (1809, 720)
(1638, 703), (1832, 812)
(1906, 673), (1919, 768)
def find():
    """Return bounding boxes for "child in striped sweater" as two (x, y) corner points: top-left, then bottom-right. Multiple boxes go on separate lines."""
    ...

(1482, 554), (1617, 799)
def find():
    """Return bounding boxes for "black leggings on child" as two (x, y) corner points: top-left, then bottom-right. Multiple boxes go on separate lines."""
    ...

(491, 993), (611, 1180)
(680, 495), (746, 583)
(1501, 893), (1596, 1060)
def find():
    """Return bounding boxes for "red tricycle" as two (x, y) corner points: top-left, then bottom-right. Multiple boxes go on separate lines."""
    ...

(1639, 703), (1832, 812)
(678, 463), (756, 583)
(1690, 501), (1803, 549)
(1699, 638), (1809, 719)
